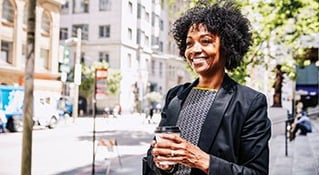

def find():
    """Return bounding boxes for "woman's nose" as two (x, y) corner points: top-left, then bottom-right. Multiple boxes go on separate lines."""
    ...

(192, 42), (202, 53)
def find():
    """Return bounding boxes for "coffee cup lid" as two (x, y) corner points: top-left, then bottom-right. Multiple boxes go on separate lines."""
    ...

(155, 126), (180, 133)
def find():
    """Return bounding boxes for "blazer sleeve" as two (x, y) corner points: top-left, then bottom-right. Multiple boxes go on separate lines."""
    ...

(145, 85), (185, 175)
(209, 93), (271, 175)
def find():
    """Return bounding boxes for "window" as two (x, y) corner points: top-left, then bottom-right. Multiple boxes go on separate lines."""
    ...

(159, 62), (163, 77)
(128, 1), (133, 14)
(73, 0), (89, 13)
(159, 19), (164, 31)
(145, 12), (149, 22)
(127, 53), (132, 68)
(145, 35), (149, 46)
(2, 0), (14, 23)
(61, 0), (69, 14)
(137, 3), (141, 19)
(128, 28), (132, 40)
(72, 24), (89, 40)
(159, 41), (163, 52)
(99, 0), (111, 11)
(99, 25), (110, 38)
(0, 41), (13, 64)
(151, 60), (155, 75)
(41, 12), (51, 35)
(23, 5), (28, 25)
(136, 29), (141, 44)
(151, 36), (159, 46)
(99, 52), (109, 63)
(40, 48), (50, 70)
(151, 12), (155, 26)
(60, 28), (68, 40)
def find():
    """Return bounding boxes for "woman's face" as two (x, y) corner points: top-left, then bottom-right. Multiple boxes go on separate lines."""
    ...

(184, 23), (224, 77)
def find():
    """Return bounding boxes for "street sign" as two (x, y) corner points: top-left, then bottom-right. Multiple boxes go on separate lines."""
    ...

(95, 68), (108, 99)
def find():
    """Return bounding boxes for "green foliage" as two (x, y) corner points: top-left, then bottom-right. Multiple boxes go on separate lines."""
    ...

(242, 0), (319, 81)
(170, 0), (319, 83)
(107, 70), (122, 95)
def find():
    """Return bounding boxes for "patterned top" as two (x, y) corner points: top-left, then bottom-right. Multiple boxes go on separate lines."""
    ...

(175, 87), (217, 174)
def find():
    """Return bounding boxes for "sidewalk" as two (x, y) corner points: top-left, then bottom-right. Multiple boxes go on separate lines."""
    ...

(76, 110), (319, 175)
(269, 109), (319, 175)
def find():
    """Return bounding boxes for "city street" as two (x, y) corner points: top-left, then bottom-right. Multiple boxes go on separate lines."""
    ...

(0, 108), (298, 175)
(0, 114), (159, 175)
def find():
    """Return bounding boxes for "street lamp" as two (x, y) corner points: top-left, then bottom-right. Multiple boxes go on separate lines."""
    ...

(64, 28), (82, 122)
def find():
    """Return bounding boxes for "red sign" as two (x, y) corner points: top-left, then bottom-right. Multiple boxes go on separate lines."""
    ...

(95, 68), (108, 99)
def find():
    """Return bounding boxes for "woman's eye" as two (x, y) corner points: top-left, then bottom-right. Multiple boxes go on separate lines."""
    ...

(186, 41), (193, 47)
(201, 39), (212, 45)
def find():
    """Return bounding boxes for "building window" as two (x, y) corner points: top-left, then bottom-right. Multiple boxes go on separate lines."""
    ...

(61, 0), (69, 14)
(0, 41), (13, 64)
(145, 35), (149, 46)
(99, 52), (109, 63)
(73, 0), (89, 13)
(72, 24), (89, 40)
(23, 5), (28, 25)
(127, 53), (132, 68)
(137, 3), (141, 19)
(128, 1), (133, 14)
(151, 60), (155, 75)
(145, 12), (149, 22)
(159, 62), (163, 77)
(151, 12), (155, 27)
(41, 11), (51, 35)
(128, 28), (132, 40)
(60, 28), (68, 40)
(2, 0), (14, 23)
(136, 29), (141, 44)
(159, 41), (163, 52)
(99, 25), (110, 38)
(99, 0), (111, 11)
(160, 19), (164, 31)
(40, 48), (50, 70)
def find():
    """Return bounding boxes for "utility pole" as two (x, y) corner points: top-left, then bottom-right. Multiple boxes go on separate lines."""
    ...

(21, 0), (36, 175)
(72, 28), (82, 122)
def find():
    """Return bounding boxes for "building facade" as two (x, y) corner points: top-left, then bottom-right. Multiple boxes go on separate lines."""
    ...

(0, 0), (64, 98)
(59, 0), (192, 113)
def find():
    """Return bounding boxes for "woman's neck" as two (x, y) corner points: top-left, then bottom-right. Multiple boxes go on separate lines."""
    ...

(197, 72), (224, 90)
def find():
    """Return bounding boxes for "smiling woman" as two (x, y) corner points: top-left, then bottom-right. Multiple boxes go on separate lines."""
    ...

(145, 1), (271, 175)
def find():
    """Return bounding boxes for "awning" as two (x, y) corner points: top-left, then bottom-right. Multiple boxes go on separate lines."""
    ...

(296, 85), (318, 96)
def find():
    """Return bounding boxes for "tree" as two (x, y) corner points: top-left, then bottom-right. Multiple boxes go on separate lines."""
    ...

(236, 0), (319, 81)
(21, 1), (36, 175)
(168, 0), (319, 83)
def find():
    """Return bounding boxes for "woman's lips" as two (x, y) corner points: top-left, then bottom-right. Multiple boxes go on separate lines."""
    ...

(192, 57), (207, 64)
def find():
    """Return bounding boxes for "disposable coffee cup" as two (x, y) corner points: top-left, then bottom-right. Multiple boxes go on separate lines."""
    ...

(155, 126), (181, 165)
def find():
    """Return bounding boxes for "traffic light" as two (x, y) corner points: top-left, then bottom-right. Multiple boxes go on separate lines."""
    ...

(59, 46), (71, 73)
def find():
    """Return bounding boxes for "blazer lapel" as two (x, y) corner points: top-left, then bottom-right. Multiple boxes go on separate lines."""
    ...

(165, 79), (198, 126)
(198, 75), (235, 152)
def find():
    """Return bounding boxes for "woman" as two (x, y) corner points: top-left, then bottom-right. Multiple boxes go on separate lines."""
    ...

(146, 1), (271, 175)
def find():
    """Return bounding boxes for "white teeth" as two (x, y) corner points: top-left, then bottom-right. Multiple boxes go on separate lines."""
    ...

(192, 58), (206, 63)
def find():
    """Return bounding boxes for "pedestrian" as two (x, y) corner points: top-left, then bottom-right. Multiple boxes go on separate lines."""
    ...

(289, 111), (312, 141)
(145, 1), (271, 175)
(0, 110), (7, 133)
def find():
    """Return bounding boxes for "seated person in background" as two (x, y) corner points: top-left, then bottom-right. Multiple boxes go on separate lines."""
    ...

(290, 111), (312, 141)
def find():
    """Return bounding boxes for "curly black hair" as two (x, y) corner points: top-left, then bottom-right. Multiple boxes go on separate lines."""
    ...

(171, 1), (252, 71)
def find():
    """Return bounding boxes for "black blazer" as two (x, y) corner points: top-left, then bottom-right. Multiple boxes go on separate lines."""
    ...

(147, 74), (271, 175)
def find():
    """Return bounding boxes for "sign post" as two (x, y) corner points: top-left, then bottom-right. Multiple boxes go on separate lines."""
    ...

(92, 68), (107, 175)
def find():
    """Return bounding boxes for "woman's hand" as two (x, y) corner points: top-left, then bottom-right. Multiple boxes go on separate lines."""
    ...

(151, 134), (210, 173)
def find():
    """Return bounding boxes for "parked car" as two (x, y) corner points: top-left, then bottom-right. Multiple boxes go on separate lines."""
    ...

(33, 97), (60, 129)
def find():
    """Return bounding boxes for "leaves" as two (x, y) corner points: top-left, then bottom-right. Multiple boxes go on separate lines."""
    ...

(67, 61), (122, 98)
